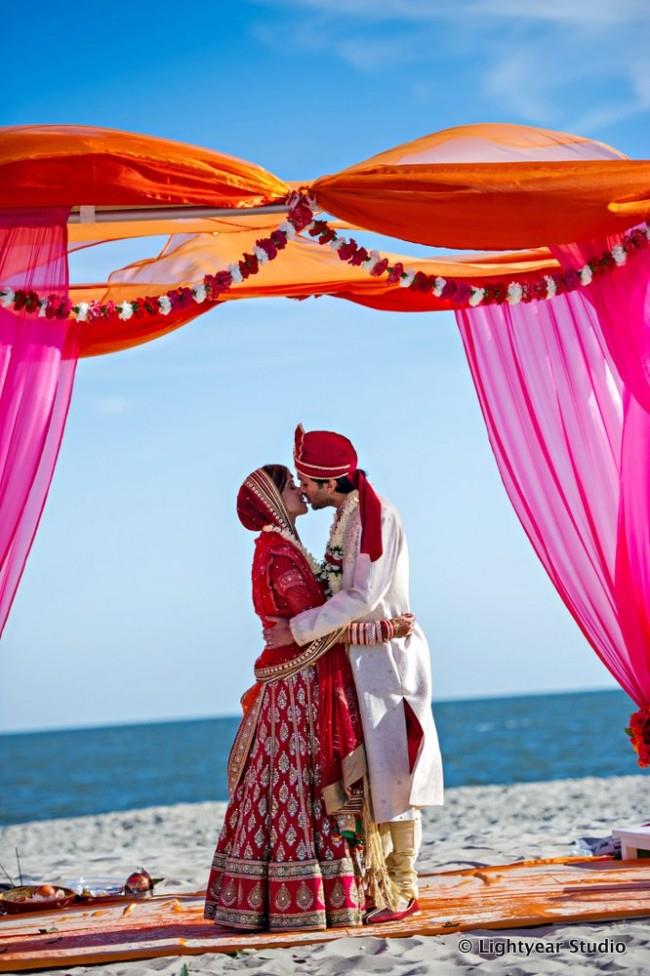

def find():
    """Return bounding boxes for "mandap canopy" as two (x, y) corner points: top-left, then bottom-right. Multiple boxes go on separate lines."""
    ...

(2, 121), (650, 760)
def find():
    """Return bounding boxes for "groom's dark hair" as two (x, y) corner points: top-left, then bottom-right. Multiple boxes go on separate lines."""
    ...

(314, 470), (366, 494)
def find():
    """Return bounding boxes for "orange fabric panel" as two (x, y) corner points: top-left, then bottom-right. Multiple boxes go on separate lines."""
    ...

(313, 160), (650, 250)
(75, 238), (558, 357)
(77, 232), (557, 299)
(8, 120), (646, 354)
(343, 122), (627, 169)
(74, 301), (221, 359)
(68, 217), (359, 246)
(68, 214), (289, 245)
(313, 122), (648, 249)
(0, 126), (289, 209)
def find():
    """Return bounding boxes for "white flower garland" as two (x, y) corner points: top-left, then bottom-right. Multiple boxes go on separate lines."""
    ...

(317, 491), (360, 597)
(260, 492), (359, 597)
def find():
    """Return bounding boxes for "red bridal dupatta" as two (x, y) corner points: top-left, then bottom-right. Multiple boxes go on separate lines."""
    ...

(228, 529), (366, 815)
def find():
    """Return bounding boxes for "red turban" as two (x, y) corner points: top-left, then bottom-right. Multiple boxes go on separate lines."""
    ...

(294, 424), (383, 561)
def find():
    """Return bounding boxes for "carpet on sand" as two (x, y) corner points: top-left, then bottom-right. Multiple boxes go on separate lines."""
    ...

(1, 856), (649, 972)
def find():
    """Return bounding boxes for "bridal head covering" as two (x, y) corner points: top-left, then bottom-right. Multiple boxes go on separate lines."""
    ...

(294, 424), (383, 561)
(236, 465), (296, 535)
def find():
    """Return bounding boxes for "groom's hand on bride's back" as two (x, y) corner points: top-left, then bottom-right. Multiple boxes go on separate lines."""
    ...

(264, 616), (294, 647)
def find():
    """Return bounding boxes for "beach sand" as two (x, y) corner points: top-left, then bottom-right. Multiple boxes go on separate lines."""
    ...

(2, 774), (649, 975)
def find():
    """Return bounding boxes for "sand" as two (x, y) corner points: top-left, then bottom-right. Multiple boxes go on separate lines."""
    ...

(2, 774), (649, 975)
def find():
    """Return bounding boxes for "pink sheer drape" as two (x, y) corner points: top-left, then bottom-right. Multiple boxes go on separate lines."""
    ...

(552, 230), (650, 707)
(455, 260), (650, 707)
(0, 209), (79, 636)
(554, 231), (650, 412)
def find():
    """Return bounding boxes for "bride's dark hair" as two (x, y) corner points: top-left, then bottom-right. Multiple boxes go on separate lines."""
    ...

(262, 464), (291, 494)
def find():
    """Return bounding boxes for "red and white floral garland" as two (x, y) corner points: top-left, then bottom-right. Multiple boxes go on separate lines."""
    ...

(297, 202), (650, 308)
(0, 192), (313, 323)
(1, 192), (648, 320)
(626, 705), (650, 767)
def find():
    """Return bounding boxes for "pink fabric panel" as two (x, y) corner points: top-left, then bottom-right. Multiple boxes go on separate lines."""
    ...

(455, 285), (650, 705)
(614, 392), (650, 701)
(554, 230), (650, 412)
(550, 231), (650, 705)
(0, 209), (79, 636)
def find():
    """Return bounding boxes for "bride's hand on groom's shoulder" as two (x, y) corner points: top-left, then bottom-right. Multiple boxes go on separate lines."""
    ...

(263, 616), (294, 648)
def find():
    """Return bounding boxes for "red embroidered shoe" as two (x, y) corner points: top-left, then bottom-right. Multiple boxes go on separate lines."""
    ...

(364, 898), (420, 925)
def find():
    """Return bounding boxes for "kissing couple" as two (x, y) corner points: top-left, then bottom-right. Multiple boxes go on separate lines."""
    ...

(204, 425), (443, 932)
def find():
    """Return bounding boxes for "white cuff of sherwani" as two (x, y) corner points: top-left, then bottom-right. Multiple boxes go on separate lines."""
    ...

(289, 613), (311, 646)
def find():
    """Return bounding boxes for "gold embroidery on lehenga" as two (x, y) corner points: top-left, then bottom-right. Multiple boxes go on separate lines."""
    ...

(226, 686), (266, 797)
(254, 629), (345, 681)
(290, 675), (314, 859)
(329, 880), (346, 908)
(296, 881), (314, 910)
(248, 883), (263, 909)
(216, 906), (266, 928)
(274, 883), (291, 911)
(208, 642), (366, 932)
(267, 859), (322, 879)
(268, 909), (327, 929)
(327, 906), (363, 926)
(319, 858), (356, 878)
(219, 858), (266, 878)
(221, 879), (236, 906)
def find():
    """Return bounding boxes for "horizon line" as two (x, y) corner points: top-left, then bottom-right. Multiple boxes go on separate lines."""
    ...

(0, 684), (622, 737)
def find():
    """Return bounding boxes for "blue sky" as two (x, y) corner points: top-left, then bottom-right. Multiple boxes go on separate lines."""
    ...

(2, 0), (648, 732)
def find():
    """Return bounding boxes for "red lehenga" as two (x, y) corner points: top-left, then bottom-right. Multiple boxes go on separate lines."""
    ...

(204, 529), (366, 931)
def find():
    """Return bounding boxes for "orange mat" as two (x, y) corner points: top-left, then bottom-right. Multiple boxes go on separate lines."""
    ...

(1, 856), (649, 971)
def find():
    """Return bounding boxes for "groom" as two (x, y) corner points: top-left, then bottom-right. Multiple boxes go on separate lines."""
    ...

(265, 424), (444, 922)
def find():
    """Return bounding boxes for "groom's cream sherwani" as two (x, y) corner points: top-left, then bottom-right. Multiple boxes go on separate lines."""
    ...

(289, 495), (444, 823)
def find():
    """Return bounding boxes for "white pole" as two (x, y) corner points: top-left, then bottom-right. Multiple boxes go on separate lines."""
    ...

(69, 204), (292, 224)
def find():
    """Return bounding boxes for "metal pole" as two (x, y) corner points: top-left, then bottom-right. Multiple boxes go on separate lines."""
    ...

(68, 203), (292, 224)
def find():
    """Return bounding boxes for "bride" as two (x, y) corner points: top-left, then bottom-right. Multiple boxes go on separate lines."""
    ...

(203, 464), (413, 932)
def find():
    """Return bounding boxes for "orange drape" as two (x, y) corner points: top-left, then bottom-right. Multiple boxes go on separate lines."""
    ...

(2, 121), (648, 357)
(313, 122), (650, 249)
(313, 161), (650, 250)
(74, 236), (559, 357)
(0, 126), (289, 209)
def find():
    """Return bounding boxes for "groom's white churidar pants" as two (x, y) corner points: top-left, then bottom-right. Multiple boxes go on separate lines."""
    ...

(378, 809), (422, 901)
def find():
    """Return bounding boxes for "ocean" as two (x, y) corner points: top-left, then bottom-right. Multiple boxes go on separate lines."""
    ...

(0, 689), (645, 827)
